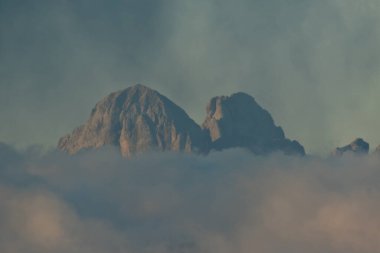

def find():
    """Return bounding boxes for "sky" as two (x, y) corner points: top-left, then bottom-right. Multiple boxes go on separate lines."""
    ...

(1, 0), (380, 154)
(1, 145), (380, 253)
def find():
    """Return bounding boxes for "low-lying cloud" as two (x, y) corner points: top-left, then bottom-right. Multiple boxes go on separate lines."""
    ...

(1, 144), (380, 253)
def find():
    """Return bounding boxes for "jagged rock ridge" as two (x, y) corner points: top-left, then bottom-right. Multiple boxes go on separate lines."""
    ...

(202, 92), (305, 156)
(58, 84), (208, 157)
(331, 138), (369, 156)
(58, 84), (305, 156)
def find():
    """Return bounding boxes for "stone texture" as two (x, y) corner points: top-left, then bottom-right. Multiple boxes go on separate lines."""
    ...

(58, 85), (305, 157)
(58, 84), (208, 157)
(332, 138), (369, 156)
(202, 92), (305, 156)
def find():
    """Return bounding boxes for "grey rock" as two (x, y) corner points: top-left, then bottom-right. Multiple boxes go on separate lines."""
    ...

(58, 85), (305, 157)
(332, 138), (369, 156)
(58, 84), (208, 157)
(202, 92), (305, 156)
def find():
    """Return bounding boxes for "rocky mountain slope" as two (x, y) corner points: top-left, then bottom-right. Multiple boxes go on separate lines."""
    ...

(58, 84), (208, 157)
(202, 93), (305, 155)
(58, 84), (305, 156)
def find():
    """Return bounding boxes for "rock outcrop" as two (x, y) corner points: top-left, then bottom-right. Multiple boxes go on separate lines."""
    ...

(58, 84), (305, 157)
(58, 84), (208, 157)
(331, 138), (369, 157)
(202, 92), (305, 156)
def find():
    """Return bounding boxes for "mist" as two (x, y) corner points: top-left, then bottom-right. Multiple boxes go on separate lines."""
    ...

(1, 0), (380, 154)
(1, 143), (380, 253)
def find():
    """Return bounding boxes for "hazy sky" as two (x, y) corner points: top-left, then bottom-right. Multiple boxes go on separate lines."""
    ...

(1, 0), (380, 154)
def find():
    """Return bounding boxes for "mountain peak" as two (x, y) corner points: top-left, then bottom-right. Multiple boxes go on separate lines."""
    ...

(332, 138), (369, 156)
(125, 83), (158, 95)
(58, 84), (207, 157)
(58, 85), (305, 157)
(202, 92), (305, 156)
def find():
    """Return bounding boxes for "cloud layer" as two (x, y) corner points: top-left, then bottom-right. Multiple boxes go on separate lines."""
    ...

(1, 144), (380, 253)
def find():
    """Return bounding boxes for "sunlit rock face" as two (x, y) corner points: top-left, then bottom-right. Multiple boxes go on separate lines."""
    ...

(202, 92), (305, 156)
(332, 138), (370, 157)
(58, 84), (208, 157)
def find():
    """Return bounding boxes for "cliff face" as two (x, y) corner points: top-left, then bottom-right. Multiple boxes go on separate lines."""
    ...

(58, 84), (305, 157)
(58, 84), (208, 157)
(202, 93), (305, 156)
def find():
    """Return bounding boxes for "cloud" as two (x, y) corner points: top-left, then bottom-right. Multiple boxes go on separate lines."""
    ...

(1, 145), (380, 252)
(0, 186), (131, 253)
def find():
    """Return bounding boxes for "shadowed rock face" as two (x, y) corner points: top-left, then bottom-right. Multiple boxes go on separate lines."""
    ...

(58, 84), (208, 157)
(332, 138), (369, 157)
(202, 92), (305, 156)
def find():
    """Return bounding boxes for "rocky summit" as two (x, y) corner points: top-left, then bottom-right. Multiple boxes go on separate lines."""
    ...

(331, 138), (370, 156)
(202, 92), (305, 156)
(58, 84), (208, 157)
(58, 84), (305, 157)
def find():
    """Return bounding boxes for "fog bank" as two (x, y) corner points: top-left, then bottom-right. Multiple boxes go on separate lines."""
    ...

(1, 145), (380, 252)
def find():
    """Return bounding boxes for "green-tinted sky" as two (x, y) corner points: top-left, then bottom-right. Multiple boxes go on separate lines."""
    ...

(1, 0), (379, 154)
